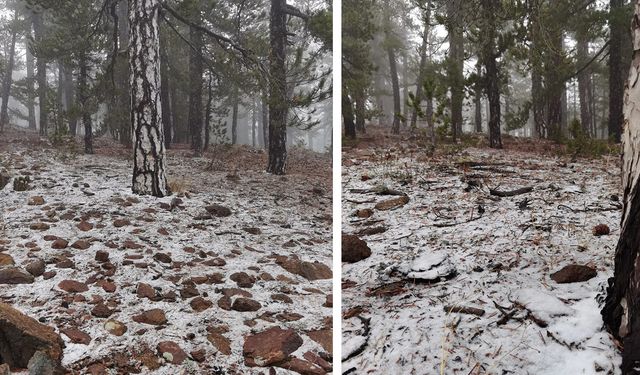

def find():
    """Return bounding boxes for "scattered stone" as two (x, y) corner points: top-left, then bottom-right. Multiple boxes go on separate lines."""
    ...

(91, 303), (113, 318)
(25, 259), (45, 277)
(277, 357), (326, 375)
(203, 257), (226, 267)
(0, 267), (35, 284)
(323, 294), (332, 308)
(307, 328), (332, 353)
(180, 284), (199, 299)
(243, 327), (303, 367)
(133, 309), (167, 326)
(207, 332), (232, 355)
(30, 223), (50, 231)
(113, 219), (131, 228)
(153, 253), (172, 264)
(402, 251), (457, 283)
(243, 227), (262, 235)
(71, 240), (91, 250)
(190, 297), (213, 312)
(0, 302), (64, 371)
(593, 224), (610, 236)
(104, 320), (127, 336)
(276, 256), (332, 281)
(204, 204), (232, 217)
(230, 272), (256, 288)
(550, 264), (597, 283)
(77, 221), (93, 232)
(157, 341), (187, 365)
(97, 280), (116, 293)
(58, 280), (88, 293)
(271, 294), (293, 304)
(375, 195), (409, 211)
(0, 253), (15, 266)
(354, 208), (374, 218)
(190, 348), (206, 362)
(303, 351), (332, 372)
(61, 327), (91, 345)
(51, 239), (69, 249)
(28, 196), (45, 205)
(94, 250), (109, 263)
(232, 298), (262, 312)
(342, 234), (371, 263)
(137, 283), (161, 301)
(42, 271), (57, 280)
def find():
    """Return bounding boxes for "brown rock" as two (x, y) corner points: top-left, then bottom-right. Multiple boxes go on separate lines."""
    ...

(28, 196), (45, 205)
(276, 256), (332, 281)
(190, 297), (213, 312)
(113, 219), (131, 228)
(593, 224), (610, 236)
(277, 357), (326, 375)
(207, 332), (232, 355)
(0, 253), (15, 266)
(94, 250), (109, 263)
(190, 348), (206, 362)
(232, 298), (262, 312)
(42, 271), (57, 280)
(243, 327), (303, 366)
(51, 239), (69, 249)
(104, 320), (127, 336)
(204, 204), (232, 217)
(243, 227), (262, 235)
(375, 195), (409, 210)
(91, 303), (113, 318)
(157, 341), (187, 364)
(203, 257), (226, 267)
(71, 240), (91, 250)
(271, 294), (293, 304)
(550, 264), (598, 283)
(303, 351), (332, 372)
(25, 259), (45, 276)
(0, 267), (34, 284)
(30, 223), (50, 231)
(230, 272), (256, 288)
(77, 221), (93, 232)
(153, 252), (172, 263)
(58, 280), (88, 293)
(87, 363), (107, 375)
(323, 294), (332, 308)
(61, 327), (91, 345)
(307, 328), (332, 353)
(354, 208), (374, 218)
(342, 234), (372, 263)
(218, 296), (232, 310)
(97, 280), (116, 293)
(137, 283), (161, 301)
(0, 302), (64, 371)
(133, 309), (166, 325)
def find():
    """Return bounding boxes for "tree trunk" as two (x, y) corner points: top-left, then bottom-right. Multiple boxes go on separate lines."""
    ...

(343, 93), (356, 139)
(160, 40), (172, 149)
(78, 56), (93, 154)
(251, 99), (257, 147)
(32, 11), (47, 136)
(547, 27), (564, 141)
(602, 4), (640, 371)
(411, 5), (431, 130)
(609, 0), (625, 142)
(56, 63), (64, 134)
(231, 89), (239, 144)
(26, 44), (36, 131)
(447, 0), (464, 141)
(475, 80), (482, 133)
(354, 86), (366, 133)
(402, 52), (408, 123)
(188, 6), (204, 155)
(0, 10), (17, 133)
(530, 0), (545, 139)
(63, 64), (76, 135)
(387, 45), (401, 134)
(204, 72), (213, 151)
(129, 0), (168, 197)
(117, 0), (131, 146)
(267, 0), (288, 174)
(261, 89), (268, 149)
(577, 29), (594, 136)
(481, 0), (502, 149)
(427, 94), (435, 146)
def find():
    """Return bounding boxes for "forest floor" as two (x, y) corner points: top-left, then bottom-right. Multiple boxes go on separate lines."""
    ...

(0, 128), (332, 375)
(342, 126), (622, 375)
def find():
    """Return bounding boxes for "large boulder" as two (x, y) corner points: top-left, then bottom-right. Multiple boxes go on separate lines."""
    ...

(243, 327), (303, 367)
(0, 302), (64, 373)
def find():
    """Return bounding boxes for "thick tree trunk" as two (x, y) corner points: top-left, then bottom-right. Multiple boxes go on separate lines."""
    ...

(402, 52), (408, 122)
(63, 65), (76, 135)
(188, 8), (204, 155)
(602, 5), (640, 372)
(129, 0), (168, 197)
(547, 28), (564, 141)
(0, 11), (17, 133)
(577, 30), (594, 136)
(267, 0), (288, 174)
(387, 45), (401, 134)
(475, 81), (482, 133)
(231, 89), (239, 145)
(160, 39), (172, 149)
(481, 0), (502, 149)
(26, 45), (36, 131)
(343, 93), (356, 139)
(530, 0), (545, 139)
(251, 99), (257, 147)
(411, 6), (431, 130)
(609, 0), (625, 142)
(354, 87), (366, 133)
(32, 11), (47, 136)
(204, 72), (212, 151)
(78, 56), (93, 154)
(261, 90), (268, 149)
(117, 0), (131, 146)
(56, 63), (64, 134)
(447, 0), (464, 141)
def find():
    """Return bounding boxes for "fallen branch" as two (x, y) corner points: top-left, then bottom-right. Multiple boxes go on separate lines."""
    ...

(343, 316), (371, 362)
(444, 305), (485, 316)
(489, 186), (533, 197)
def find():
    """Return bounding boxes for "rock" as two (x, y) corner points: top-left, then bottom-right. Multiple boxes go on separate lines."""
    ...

(342, 234), (371, 263)
(132, 309), (166, 325)
(402, 251), (457, 283)
(243, 227), (262, 235)
(0, 302), (64, 372)
(375, 195), (409, 211)
(0, 267), (35, 284)
(0, 171), (11, 190)
(207, 332), (232, 355)
(204, 204), (232, 217)
(42, 271), (56, 280)
(550, 264), (597, 283)
(25, 259), (45, 277)
(276, 256), (332, 281)
(277, 358), (326, 375)
(230, 272), (256, 288)
(91, 303), (113, 318)
(232, 298), (262, 312)
(218, 296), (232, 310)
(243, 327), (303, 367)
(203, 257), (226, 267)
(94, 250), (109, 263)
(0, 253), (15, 266)
(104, 320), (127, 336)
(71, 240), (91, 250)
(157, 341), (187, 365)
(77, 221), (93, 232)
(97, 280), (116, 293)
(271, 294), (293, 304)
(60, 327), (91, 345)
(87, 363), (107, 375)
(180, 284), (199, 299)
(113, 219), (130, 228)
(190, 348), (206, 362)
(190, 297), (213, 312)
(30, 223), (50, 231)
(593, 224), (610, 236)
(137, 283), (161, 301)
(27, 196), (45, 205)
(303, 351), (332, 372)
(354, 208), (374, 218)
(51, 239), (69, 249)
(58, 280), (88, 293)
(153, 253), (172, 263)
(306, 328), (332, 353)
(323, 294), (332, 308)
(13, 176), (30, 192)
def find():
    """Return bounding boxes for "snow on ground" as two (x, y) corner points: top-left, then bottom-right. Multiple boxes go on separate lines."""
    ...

(0, 133), (332, 374)
(342, 137), (622, 375)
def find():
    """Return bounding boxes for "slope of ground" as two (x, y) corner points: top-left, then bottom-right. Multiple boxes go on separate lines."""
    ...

(342, 129), (622, 375)
(0, 129), (333, 374)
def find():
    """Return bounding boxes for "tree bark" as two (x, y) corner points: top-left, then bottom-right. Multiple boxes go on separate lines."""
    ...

(231, 89), (239, 144)
(354, 86), (366, 133)
(411, 4), (431, 130)
(129, 0), (168, 197)
(56, 63), (64, 134)
(267, 0), (288, 174)
(117, 0), (131, 146)
(251, 99), (256, 147)
(547, 27), (564, 141)
(261, 89), (269, 149)
(577, 29), (594, 136)
(0, 9), (17, 133)
(602, 4), (640, 372)
(530, 0), (545, 139)
(447, 0), (464, 141)
(188, 5), (204, 155)
(160, 38), (172, 149)
(474, 64), (482, 133)
(204, 72), (213, 151)
(26, 44), (36, 131)
(32, 11), (47, 136)
(78, 56), (93, 154)
(63, 64), (76, 135)
(387, 45), (401, 134)
(343, 93), (356, 139)
(609, 0), (625, 142)
(481, 0), (502, 149)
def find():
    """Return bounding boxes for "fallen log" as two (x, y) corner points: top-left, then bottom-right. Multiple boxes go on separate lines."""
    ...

(489, 186), (533, 197)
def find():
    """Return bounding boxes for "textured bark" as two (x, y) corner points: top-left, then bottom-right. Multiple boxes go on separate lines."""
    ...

(26, 45), (36, 131)
(267, 0), (287, 174)
(204, 72), (212, 151)
(129, 0), (168, 197)
(231, 89), (239, 144)
(63, 65), (76, 135)
(474, 79), (482, 133)
(609, 0), (625, 142)
(547, 28), (564, 141)
(160, 39), (172, 149)
(343, 93), (356, 139)
(447, 0), (464, 141)
(411, 5), (431, 130)
(481, 0), (502, 149)
(530, 0), (545, 138)
(56, 63), (64, 133)
(602, 5), (640, 372)
(188, 7), (204, 155)
(354, 87), (366, 134)
(387, 45), (401, 134)
(32, 11), (47, 136)
(251, 99), (257, 147)
(0, 10), (17, 133)
(577, 30), (594, 136)
(78, 57), (93, 154)
(261, 90), (268, 149)
(116, 0), (131, 146)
